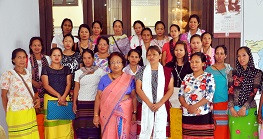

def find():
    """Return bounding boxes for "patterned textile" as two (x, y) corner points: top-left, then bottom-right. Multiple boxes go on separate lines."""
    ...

(182, 112), (214, 139)
(229, 108), (258, 139)
(61, 52), (82, 91)
(74, 101), (100, 139)
(179, 72), (215, 116)
(213, 102), (229, 139)
(0, 69), (34, 111)
(170, 108), (182, 139)
(109, 34), (130, 55)
(94, 53), (111, 73)
(150, 36), (171, 50)
(6, 108), (39, 139)
(29, 54), (49, 108)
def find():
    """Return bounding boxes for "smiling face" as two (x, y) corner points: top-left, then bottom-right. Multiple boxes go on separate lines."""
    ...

(128, 51), (141, 66)
(63, 36), (74, 50)
(189, 17), (199, 31)
(79, 27), (90, 40)
(92, 23), (102, 36)
(237, 48), (249, 69)
(109, 55), (124, 73)
(142, 30), (152, 43)
(190, 55), (205, 73)
(174, 44), (186, 60)
(82, 52), (94, 67)
(30, 39), (42, 54)
(113, 21), (123, 36)
(97, 39), (109, 54)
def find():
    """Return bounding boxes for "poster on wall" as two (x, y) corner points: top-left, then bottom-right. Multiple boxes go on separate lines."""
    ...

(213, 0), (242, 38)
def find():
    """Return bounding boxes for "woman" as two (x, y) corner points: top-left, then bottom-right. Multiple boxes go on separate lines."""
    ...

(135, 46), (174, 138)
(90, 21), (103, 46)
(41, 47), (73, 138)
(151, 21), (171, 50)
(123, 49), (142, 75)
(189, 34), (212, 69)
(51, 18), (79, 51)
(130, 20), (145, 49)
(73, 49), (105, 138)
(205, 45), (232, 139)
(180, 14), (205, 53)
(74, 24), (93, 54)
(1, 48), (39, 139)
(108, 20), (130, 56)
(28, 37), (51, 139)
(201, 32), (215, 64)
(161, 24), (181, 65)
(93, 52), (137, 139)
(135, 27), (154, 66)
(228, 46), (261, 138)
(179, 52), (215, 139)
(61, 33), (82, 96)
(94, 36), (111, 73)
(165, 41), (192, 139)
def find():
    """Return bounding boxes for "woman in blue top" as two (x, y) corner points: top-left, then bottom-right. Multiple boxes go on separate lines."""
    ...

(205, 45), (232, 139)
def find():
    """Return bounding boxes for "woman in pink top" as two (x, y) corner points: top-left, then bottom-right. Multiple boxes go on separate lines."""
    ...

(161, 24), (181, 65)
(201, 32), (215, 64)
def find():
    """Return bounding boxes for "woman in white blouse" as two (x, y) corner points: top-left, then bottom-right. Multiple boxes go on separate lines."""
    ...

(73, 49), (105, 139)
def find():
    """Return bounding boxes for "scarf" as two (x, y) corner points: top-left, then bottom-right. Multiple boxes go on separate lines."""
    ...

(140, 63), (167, 139)
(79, 66), (98, 80)
(141, 43), (149, 66)
(235, 47), (259, 106)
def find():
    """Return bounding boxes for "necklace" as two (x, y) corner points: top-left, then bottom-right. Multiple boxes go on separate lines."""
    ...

(174, 64), (184, 87)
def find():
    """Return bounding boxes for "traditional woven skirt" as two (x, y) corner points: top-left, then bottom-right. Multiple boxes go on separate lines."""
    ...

(182, 112), (214, 139)
(44, 94), (74, 139)
(6, 108), (39, 139)
(229, 108), (258, 139)
(74, 101), (100, 139)
(137, 103), (170, 138)
(213, 102), (229, 139)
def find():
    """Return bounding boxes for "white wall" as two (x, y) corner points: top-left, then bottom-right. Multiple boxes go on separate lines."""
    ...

(0, 0), (40, 136)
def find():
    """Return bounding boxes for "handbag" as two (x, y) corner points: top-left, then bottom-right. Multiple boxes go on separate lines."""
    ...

(47, 100), (75, 120)
(14, 70), (41, 114)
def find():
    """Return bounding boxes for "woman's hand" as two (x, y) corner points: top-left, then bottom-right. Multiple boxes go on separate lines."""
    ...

(237, 107), (247, 117)
(258, 111), (262, 124)
(187, 105), (198, 114)
(93, 116), (100, 128)
(229, 107), (238, 117)
(152, 102), (163, 112)
(73, 103), (77, 114)
(146, 102), (154, 112)
(58, 95), (66, 105)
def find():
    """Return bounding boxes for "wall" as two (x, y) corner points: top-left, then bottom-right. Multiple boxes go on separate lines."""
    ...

(0, 0), (40, 136)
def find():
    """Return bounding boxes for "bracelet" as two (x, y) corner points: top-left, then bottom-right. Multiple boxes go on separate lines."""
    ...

(132, 111), (137, 114)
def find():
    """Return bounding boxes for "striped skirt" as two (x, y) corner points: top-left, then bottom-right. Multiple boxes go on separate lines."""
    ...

(44, 94), (74, 139)
(6, 108), (39, 139)
(213, 102), (229, 139)
(182, 112), (214, 139)
(74, 101), (100, 139)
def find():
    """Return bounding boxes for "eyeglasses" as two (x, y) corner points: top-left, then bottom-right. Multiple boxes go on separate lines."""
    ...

(110, 61), (122, 65)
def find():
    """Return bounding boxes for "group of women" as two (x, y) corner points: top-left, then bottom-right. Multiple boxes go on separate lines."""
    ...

(1, 14), (263, 139)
